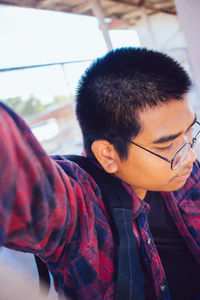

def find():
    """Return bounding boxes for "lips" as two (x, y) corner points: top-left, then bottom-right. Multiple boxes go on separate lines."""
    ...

(176, 167), (193, 179)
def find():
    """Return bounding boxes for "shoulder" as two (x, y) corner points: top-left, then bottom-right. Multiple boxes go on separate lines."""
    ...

(51, 155), (102, 201)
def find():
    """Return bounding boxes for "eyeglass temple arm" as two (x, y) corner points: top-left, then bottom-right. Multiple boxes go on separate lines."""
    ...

(130, 141), (172, 163)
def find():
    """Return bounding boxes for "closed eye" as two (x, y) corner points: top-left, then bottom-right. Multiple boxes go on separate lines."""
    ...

(155, 144), (173, 152)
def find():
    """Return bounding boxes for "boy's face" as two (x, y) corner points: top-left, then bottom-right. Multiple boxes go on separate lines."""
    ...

(115, 99), (197, 199)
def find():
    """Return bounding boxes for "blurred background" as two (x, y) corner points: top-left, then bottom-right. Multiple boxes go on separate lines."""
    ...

(0, 0), (199, 297)
(1, 0), (200, 156)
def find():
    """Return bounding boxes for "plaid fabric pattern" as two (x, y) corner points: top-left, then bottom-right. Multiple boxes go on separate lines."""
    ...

(0, 102), (199, 300)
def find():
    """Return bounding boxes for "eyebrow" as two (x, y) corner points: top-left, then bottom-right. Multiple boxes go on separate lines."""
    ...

(152, 115), (197, 144)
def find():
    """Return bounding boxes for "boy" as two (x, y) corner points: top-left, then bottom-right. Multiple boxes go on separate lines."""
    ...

(0, 48), (199, 299)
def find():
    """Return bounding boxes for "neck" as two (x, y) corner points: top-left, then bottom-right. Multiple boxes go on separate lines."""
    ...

(133, 188), (147, 200)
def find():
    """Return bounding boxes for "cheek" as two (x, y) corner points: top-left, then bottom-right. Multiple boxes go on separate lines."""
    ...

(117, 150), (174, 189)
(141, 162), (186, 191)
(131, 154), (173, 185)
(143, 163), (172, 184)
(134, 152), (168, 174)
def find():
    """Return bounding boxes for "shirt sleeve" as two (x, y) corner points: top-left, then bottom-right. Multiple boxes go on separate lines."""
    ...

(0, 102), (81, 259)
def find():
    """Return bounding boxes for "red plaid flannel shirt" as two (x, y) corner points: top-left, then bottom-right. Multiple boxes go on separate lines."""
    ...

(0, 102), (199, 299)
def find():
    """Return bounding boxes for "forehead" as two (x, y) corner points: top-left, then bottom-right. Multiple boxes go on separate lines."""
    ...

(135, 99), (195, 144)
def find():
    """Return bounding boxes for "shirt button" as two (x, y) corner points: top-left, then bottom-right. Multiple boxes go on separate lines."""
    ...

(160, 283), (166, 292)
(147, 238), (152, 245)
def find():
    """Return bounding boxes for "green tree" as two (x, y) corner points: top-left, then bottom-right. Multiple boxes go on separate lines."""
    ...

(2, 94), (73, 119)
(53, 95), (72, 105)
(22, 97), (45, 116)
(3, 96), (46, 117)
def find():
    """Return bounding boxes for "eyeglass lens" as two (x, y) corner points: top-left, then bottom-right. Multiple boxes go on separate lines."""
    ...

(172, 124), (200, 170)
(172, 143), (190, 170)
(192, 130), (200, 149)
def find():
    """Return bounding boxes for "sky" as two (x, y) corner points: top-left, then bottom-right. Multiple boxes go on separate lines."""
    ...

(0, 5), (140, 103)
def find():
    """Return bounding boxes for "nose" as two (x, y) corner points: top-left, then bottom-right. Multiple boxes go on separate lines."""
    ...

(183, 133), (192, 143)
(182, 146), (196, 168)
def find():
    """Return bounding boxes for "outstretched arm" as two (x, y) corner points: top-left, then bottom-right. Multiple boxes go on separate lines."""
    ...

(0, 102), (78, 258)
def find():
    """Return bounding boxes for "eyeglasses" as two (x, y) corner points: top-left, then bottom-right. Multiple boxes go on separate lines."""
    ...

(130, 121), (200, 170)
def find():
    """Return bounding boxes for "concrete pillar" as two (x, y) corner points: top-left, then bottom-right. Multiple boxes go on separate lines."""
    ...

(91, 0), (113, 51)
(140, 8), (157, 49)
(174, 0), (200, 97)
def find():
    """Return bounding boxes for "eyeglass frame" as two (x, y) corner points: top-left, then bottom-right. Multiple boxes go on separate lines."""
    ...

(129, 121), (200, 170)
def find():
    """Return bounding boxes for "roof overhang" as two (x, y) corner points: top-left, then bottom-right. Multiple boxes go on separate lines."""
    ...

(0, 0), (176, 29)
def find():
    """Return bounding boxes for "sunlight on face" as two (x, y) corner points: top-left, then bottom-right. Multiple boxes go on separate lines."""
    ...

(115, 99), (197, 199)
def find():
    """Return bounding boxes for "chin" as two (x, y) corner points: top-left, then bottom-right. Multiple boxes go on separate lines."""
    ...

(156, 177), (188, 193)
(166, 178), (188, 192)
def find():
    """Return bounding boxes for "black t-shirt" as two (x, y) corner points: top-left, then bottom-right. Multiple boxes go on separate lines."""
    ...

(144, 191), (200, 300)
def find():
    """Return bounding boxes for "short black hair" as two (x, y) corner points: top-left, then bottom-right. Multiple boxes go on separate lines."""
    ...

(76, 47), (192, 159)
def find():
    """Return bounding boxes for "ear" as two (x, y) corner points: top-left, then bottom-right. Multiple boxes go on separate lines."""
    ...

(91, 140), (119, 174)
